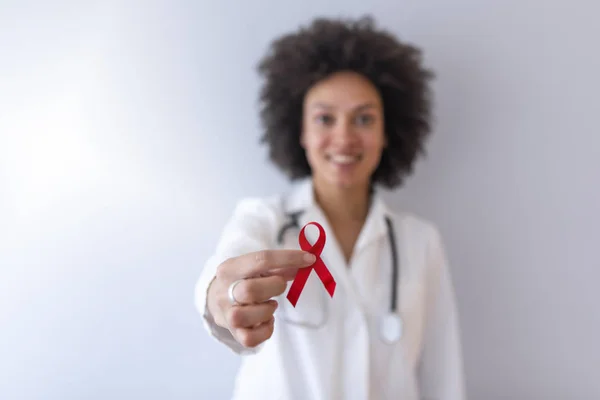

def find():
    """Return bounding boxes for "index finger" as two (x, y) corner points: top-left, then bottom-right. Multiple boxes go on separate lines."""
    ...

(234, 250), (316, 279)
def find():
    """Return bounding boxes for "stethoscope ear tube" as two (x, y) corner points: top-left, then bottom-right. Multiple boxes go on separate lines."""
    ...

(277, 211), (304, 245)
(383, 216), (403, 343)
(384, 216), (399, 313)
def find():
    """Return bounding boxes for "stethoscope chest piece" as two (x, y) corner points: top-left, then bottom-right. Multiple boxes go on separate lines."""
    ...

(380, 313), (403, 343)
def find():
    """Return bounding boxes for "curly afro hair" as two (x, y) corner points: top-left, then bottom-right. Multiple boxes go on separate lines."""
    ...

(257, 15), (435, 189)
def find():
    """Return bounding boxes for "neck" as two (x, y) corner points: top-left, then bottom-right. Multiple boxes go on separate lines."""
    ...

(312, 178), (371, 225)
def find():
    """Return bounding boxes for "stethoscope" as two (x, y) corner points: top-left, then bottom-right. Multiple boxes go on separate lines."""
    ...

(276, 210), (404, 344)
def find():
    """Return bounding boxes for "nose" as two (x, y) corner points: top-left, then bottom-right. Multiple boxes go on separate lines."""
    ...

(331, 118), (356, 143)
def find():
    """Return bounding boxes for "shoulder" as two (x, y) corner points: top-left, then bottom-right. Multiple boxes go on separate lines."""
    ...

(225, 192), (289, 234)
(212, 193), (288, 253)
(230, 180), (307, 222)
(231, 194), (282, 216)
(384, 209), (451, 292)
(384, 208), (447, 268)
(386, 208), (442, 245)
(228, 193), (284, 223)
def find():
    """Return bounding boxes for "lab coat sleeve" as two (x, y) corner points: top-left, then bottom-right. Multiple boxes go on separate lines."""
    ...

(194, 197), (279, 356)
(417, 226), (467, 400)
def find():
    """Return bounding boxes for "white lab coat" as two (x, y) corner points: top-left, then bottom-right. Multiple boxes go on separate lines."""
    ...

(195, 179), (466, 400)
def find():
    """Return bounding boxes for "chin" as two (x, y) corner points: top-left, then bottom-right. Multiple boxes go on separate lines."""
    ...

(311, 160), (373, 190)
(324, 175), (367, 190)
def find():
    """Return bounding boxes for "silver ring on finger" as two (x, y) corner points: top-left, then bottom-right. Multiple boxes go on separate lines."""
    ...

(228, 279), (245, 306)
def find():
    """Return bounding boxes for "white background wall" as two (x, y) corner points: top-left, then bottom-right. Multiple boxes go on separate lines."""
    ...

(1, 0), (598, 399)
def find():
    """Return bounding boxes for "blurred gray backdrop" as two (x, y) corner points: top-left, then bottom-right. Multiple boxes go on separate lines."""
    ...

(1, 0), (598, 399)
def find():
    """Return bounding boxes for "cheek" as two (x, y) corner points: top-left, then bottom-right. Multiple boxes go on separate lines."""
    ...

(303, 132), (328, 154)
(364, 134), (386, 157)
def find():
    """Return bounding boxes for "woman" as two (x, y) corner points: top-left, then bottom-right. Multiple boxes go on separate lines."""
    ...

(195, 15), (466, 400)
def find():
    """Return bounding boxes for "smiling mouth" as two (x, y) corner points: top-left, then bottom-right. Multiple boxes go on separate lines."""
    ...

(326, 154), (363, 165)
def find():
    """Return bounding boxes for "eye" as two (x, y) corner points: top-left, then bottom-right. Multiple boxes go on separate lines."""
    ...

(315, 114), (335, 126)
(355, 114), (375, 126)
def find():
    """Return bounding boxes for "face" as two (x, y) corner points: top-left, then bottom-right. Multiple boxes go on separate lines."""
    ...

(300, 71), (386, 191)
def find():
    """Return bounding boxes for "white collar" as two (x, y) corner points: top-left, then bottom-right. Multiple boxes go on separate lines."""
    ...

(282, 178), (390, 251)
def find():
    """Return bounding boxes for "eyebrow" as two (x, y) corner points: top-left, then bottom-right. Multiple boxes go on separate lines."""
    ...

(310, 102), (378, 111)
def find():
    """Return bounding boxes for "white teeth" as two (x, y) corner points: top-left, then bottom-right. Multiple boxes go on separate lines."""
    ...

(329, 154), (360, 164)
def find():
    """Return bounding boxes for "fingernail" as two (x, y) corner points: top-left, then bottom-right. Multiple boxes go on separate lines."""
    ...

(304, 253), (316, 263)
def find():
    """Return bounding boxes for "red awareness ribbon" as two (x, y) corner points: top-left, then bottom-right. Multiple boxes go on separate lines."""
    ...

(286, 221), (336, 307)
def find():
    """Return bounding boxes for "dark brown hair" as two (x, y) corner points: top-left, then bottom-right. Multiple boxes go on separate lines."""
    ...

(257, 15), (435, 189)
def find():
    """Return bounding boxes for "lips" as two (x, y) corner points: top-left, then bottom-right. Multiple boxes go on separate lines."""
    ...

(326, 153), (362, 165)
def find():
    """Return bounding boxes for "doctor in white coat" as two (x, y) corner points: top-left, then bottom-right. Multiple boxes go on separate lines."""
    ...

(195, 15), (466, 400)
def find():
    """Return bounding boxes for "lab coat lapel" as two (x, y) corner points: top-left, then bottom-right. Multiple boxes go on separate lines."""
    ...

(354, 194), (388, 253)
(348, 193), (389, 314)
